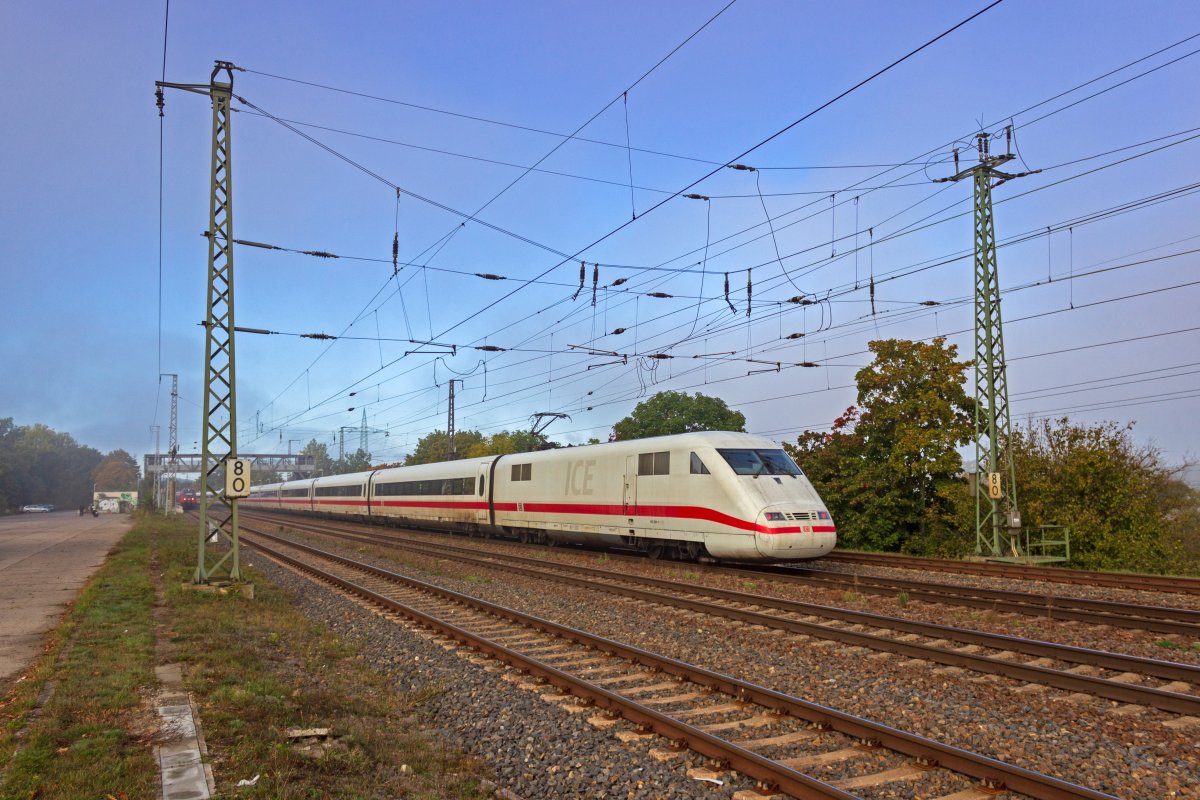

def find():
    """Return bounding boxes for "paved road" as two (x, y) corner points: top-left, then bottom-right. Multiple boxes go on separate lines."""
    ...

(0, 512), (132, 684)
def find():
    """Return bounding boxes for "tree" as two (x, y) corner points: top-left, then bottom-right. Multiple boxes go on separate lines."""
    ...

(1011, 418), (1195, 573)
(92, 449), (140, 491)
(301, 439), (336, 477)
(337, 448), (373, 474)
(404, 430), (484, 465)
(612, 391), (745, 441)
(786, 338), (974, 554)
(0, 419), (102, 511)
(465, 430), (556, 458)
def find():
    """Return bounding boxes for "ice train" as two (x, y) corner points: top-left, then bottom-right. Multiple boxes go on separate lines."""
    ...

(243, 431), (836, 562)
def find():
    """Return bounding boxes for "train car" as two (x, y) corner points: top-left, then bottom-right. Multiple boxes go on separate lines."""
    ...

(278, 478), (315, 512)
(250, 431), (835, 562)
(243, 482), (283, 511)
(178, 489), (199, 511)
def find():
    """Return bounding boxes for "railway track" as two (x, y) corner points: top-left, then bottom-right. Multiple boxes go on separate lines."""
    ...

(822, 551), (1200, 596)
(720, 562), (1200, 636)
(241, 525), (1120, 800)
(240, 513), (1200, 716)
(241, 511), (1199, 636)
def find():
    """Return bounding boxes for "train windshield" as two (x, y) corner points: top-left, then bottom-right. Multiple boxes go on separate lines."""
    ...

(716, 448), (804, 476)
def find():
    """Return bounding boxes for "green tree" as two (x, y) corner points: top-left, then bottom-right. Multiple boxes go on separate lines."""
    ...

(465, 430), (556, 457)
(337, 448), (373, 474)
(301, 439), (336, 477)
(786, 338), (974, 554)
(0, 420), (103, 511)
(612, 391), (745, 441)
(404, 430), (484, 465)
(92, 449), (140, 491)
(1011, 418), (1195, 573)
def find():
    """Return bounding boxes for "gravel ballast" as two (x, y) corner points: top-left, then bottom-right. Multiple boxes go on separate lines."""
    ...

(245, 522), (1200, 799)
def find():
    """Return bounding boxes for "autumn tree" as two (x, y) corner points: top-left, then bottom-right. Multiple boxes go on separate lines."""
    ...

(404, 430), (484, 465)
(787, 338), (974, 554)
(612, 391), (745, 441)
(92, 449), (140, 491)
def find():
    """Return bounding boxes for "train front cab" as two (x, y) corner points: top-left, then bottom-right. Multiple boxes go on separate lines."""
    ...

(704, 445), (836, 559)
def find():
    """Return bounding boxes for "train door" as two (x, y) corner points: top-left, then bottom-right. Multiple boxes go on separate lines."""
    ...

(476, 463), (489, 524)
(623, 455), (637, 517)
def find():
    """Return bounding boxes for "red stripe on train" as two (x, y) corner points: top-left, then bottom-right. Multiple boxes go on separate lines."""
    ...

(261, 496), (834, 536)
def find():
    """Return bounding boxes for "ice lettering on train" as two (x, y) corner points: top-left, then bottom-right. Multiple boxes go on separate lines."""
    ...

(563, 459), (596, 496)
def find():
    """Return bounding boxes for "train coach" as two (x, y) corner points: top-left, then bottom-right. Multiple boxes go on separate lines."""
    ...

(243, 431), (836, 562)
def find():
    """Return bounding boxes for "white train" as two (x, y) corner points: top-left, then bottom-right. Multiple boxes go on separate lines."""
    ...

(244, 431), (836, 562)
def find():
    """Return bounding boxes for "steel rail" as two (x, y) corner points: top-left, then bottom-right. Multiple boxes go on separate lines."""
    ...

(241, 515), (1200, 686)
(243, 529), (1119, 800)
(240, 509), (1198, 634)
(243, 518), (1200, 713)
(731, 563), (1200, 628)
(822, 551), (1200, 596)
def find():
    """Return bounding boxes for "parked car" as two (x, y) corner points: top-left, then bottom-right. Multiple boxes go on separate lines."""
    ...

(21, 504), (52, 513)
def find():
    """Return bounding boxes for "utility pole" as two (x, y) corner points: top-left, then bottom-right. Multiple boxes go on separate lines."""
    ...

(446, 379), (462, 459)
(935, 128), (1038, 559)
(150, 425), (161, 509)
(158, 60), (246, 584)
(360, 408), (368, 455)
(161, 373), (179, 513)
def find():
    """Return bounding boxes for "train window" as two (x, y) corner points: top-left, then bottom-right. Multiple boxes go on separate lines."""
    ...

(638, 451), (670, 476)
(282, 488), (309, 497)
(511, 463), (532, 481)
(717, 449), (803, 476)
(689, 452), (710, 474)
(376, 477), (476, 496)
(314, 484), (364, 497)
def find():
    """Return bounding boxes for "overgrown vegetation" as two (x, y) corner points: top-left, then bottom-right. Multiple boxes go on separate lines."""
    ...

(0, 515), (487, 799)
(788, 338), (1199, 574)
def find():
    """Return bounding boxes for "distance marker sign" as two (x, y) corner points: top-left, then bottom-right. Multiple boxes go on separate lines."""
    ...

(225, 457), (252, 498)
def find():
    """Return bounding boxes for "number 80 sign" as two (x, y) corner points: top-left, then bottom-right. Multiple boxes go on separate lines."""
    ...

(225, 457), (252, 499)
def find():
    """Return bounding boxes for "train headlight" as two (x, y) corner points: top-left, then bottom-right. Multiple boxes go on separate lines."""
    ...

(765, 511), (786, 521)
(817, 510), (831, 520)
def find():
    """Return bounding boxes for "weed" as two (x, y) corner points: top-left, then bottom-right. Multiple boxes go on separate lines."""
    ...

(896, 591), (909, 607)
(842, 590), (861, 603)
(741, 580), (758, 592)
(1155, 638), (1181, 650)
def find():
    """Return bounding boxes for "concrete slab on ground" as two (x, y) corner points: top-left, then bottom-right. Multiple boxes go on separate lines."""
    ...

(0, 511), (133, 683)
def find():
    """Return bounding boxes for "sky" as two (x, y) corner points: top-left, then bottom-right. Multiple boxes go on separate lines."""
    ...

(2, 0), (1198, 483)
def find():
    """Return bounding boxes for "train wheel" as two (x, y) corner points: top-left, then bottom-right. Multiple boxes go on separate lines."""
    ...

(646, 541), (665, 560)
(518, 530), (530, 545)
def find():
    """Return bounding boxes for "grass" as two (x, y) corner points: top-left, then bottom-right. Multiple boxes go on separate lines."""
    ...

(0, 514), (488, 800)
(1155, 638), (1200, 652)
(0, 520), (158, 800)
(896, 591), (909, 607)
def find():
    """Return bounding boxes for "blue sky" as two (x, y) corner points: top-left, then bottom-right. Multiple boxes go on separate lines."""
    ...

(2, 0), (1198, 480)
